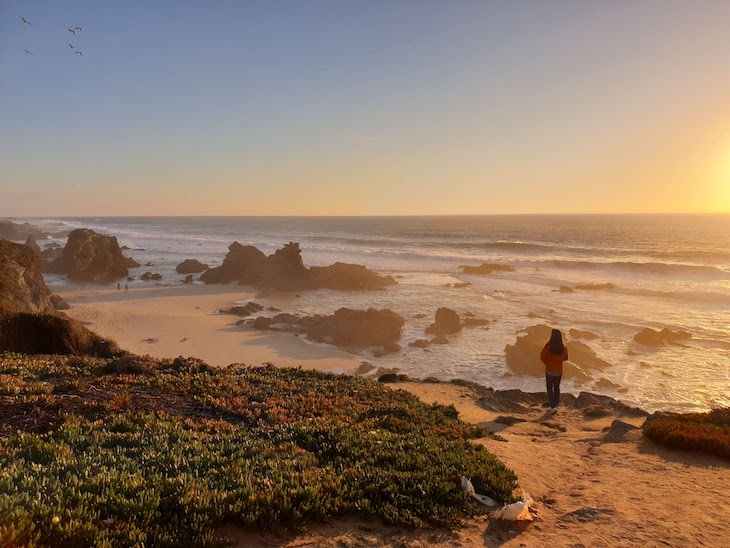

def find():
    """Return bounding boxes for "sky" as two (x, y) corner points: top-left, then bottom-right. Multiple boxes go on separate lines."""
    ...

(1, 0), (729, 216)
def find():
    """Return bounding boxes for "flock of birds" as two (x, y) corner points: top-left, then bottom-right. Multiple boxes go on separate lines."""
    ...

(19, 16), (85, 57)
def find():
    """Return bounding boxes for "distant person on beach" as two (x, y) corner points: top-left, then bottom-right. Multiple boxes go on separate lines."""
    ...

(540, 328), (568, 414)
(117, 283), (120, 290)
(124, 283), (129, 292)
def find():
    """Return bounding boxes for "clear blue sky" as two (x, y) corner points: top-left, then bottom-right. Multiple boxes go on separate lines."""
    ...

(2, 0), (729, 215)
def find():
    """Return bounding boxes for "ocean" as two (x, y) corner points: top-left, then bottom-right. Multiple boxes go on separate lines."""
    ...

(27, 214), (730, 413)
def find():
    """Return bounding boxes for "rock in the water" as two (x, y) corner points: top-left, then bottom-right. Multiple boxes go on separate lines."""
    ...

(425, 307), (462, 335)
(0, 219), (65, 241)
(504, 324), (611, 381)
(0, 239), (55, 314)
(459, 263), (515, 275)
(140, 272), (162, 281)
(0, 312), (118, 356)
(252, 316), (273, 329)
(409, 338), (431, 348)
(50, 294), (70, 310)
(569, 328), (599, 340)
(558, 285), (574, 293)
(49, 229), (129, 282)
(176, 259), (209, 274)
(462, 317), (489, 327)
(373, 342), (401, 357)
(430, 335), (449, 344)
(633, 327), (691, 346)
(200, 241), (395, 290)
(221, 302), (263, 317)
(182, 274), (194, 284)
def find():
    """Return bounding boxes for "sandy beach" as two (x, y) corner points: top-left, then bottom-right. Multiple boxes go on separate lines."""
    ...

(54, 283), (362, 372)
(53, 283), (730, 546)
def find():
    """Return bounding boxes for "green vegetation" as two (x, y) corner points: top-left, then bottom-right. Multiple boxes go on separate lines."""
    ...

(644, 408), (730, 460)
(0, 353), (517, 546)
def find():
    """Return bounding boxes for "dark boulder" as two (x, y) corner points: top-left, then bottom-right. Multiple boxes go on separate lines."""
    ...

(430, 335), (449, 344)
(182, 274), (194, 284)
(0, 312), (119, 356)
(176, 259), (209, 274)
(409, 338), (431, 348)
(425, 307), (462, 335)
(49, 229), (129, 282)
(221, 302), (263, 317)
(462, 317), (489, 327)
(24, 235), (41, 256)
(199, 242), (268, 284)
(141, 272), (162, 281)
(297, 308), (404, 348)
(373, 342), (401, 357)
(0, 239), (55, 314)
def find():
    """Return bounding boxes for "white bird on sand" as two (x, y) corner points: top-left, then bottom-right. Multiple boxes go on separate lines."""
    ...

(20, 16), (31, 26)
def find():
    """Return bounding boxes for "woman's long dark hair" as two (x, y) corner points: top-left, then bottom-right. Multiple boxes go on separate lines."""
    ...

(549, 328), (564, 355)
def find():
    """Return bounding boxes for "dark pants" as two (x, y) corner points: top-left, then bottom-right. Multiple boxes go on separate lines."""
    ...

(545, 373), (562, 408)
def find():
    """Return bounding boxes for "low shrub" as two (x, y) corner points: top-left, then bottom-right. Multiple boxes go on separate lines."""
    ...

(643, 408), (730, 460)
(0, 353), (517, 546)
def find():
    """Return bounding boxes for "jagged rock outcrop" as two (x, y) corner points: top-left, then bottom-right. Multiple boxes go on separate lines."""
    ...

(49, 229), (130, 282)
(504, 324), (612, 381)
(0, 312), (118, 356)
(633, 327), (691, 346)
(141, 272), (162, 281)
(24, 235), (41, 256)
(459, 263), (515, 275)
(182, 274), (194, 284)
(200, 241), (396, 291)
(176, 259), (209, 274)
(0, 239), (55, 314)
(123, 257), (141, 268)
(248, 307), (404, 350)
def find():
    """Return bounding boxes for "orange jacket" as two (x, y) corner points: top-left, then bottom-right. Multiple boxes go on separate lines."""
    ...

(540, 343), (568, 375)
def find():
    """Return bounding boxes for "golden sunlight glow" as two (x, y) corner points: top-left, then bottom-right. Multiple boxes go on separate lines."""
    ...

(712, 141), (730, 211)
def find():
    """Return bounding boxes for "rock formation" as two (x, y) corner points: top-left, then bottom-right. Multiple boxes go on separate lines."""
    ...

(0, 219), (66, 241)
(221, 302), (263, 317)
(504, 324), (612, 381)
(459, 263), (515, 275)
(423, 308), (489, 336)
(141, 272), (162, 281)
(200, 241), (396, 291)
(49, 229), (130, 282)
(176, 259), (209, 274)
(247, 307), (404, 350)
(0, 239), (55, 314)
(633, 327), (691, 346)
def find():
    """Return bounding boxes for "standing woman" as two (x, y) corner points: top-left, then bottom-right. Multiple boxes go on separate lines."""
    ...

(540, 329), (568, 414)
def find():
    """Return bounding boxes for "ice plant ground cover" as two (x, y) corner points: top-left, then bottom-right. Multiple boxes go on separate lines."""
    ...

(0, 353), (517, 546)
(644, 408), (730, 460)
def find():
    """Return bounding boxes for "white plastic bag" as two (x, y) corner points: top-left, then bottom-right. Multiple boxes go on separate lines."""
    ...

(490, 490), (534, 521)
(460, 476), (498, 507)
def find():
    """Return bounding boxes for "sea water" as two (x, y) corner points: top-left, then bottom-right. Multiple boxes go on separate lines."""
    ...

(27, 214), (730, 413)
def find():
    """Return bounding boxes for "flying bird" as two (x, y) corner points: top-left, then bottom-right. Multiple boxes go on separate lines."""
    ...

(74, 26), (82, 31)
(74, 51), (83, 56)
(20, 16), (31, 26)
(24, 49), (33, 55)
(67, 43), (74, 48)
(68, 28), (76, 34)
